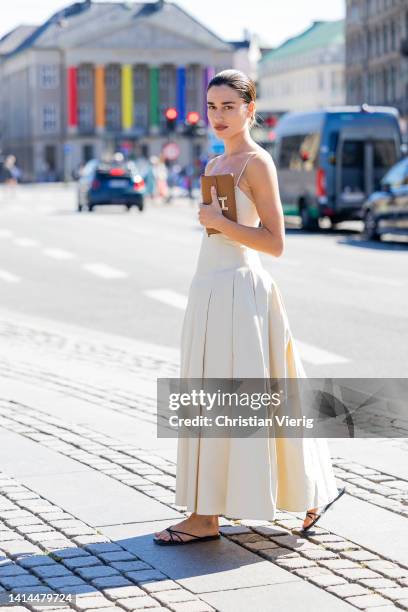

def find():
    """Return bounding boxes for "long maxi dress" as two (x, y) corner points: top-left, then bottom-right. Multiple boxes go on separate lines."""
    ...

(175, 152), (339, 520)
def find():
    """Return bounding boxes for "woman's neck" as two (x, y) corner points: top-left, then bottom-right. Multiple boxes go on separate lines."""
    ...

(223, 130), (254, 157)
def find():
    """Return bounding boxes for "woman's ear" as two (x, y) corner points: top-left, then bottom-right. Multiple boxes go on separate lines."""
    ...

(248, 100), (255, 122)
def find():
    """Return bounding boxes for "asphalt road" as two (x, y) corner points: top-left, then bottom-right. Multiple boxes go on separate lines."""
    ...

(0, 183), (407, 377)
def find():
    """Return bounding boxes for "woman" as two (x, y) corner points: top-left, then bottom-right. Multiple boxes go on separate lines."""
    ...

(154, 70), (344, 545)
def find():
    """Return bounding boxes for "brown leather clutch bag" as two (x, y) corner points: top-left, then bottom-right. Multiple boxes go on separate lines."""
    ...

(200, 173), (237, 236)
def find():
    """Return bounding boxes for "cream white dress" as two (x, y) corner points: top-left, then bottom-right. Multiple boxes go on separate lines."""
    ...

(175, 152), (338, 519)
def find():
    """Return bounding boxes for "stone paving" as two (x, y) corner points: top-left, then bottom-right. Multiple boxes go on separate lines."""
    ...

(0, 308), (407, 611)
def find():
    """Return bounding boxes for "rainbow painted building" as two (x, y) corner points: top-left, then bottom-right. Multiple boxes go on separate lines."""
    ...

(0, 0), (237, 181)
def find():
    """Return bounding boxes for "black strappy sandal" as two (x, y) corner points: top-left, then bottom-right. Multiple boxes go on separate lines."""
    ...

(301, 486), (346, 533)
(153, 527), (221, 546)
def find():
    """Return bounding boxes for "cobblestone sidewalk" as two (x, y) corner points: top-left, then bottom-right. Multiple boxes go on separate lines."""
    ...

(0, 309), (407, 612)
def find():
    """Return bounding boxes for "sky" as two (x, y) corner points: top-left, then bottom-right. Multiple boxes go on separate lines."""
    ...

(0, 0), (345, 47)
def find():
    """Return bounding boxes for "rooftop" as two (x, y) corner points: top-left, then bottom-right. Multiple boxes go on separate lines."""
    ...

(260, 20), (344, 64)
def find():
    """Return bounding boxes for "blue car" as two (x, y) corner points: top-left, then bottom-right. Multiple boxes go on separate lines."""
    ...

(77, 159), (146, 212)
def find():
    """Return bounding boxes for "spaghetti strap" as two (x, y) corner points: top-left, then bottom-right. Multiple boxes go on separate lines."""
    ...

(236, 152), (256, 187)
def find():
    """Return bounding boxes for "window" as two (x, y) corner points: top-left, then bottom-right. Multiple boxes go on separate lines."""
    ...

(42, 104), (57, 132)
(78, 103), (93, 130)
(105, 66), (119, 90)
(341, 141), (364, 168)
(383, 24), (388, 54)
(374, 140), (397, 170)
(106, 103), (120, 129)
(186, 67), (197, 88)
(381, 158), (408, 187)
(159, 68), (170, 88)
(40, 65), (59, 89)
(134, 102), (148, 128)
(133, 66), (146, 88)
(279, 133), (320, 170)
(391, 21), (396, 52)
(77, 66), (92, 89)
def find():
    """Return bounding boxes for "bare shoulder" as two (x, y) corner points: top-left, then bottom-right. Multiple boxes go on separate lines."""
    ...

(246, 147), (276, 178)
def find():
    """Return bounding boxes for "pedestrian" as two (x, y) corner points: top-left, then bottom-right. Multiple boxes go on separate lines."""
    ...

(0, 155), (18, 201)
(153, 69), (345, 545)
(0, 155), (18, 185)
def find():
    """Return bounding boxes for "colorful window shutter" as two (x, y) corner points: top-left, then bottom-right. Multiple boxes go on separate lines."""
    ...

(176, 66), (186, 122)
(95, 65), (105, 130)
(121, 64), (133, 130)
(67, 66), (78, 127)
(149, 66), (159, 127)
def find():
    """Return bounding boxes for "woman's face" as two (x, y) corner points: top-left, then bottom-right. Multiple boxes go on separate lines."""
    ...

(207, 85), (254, 138)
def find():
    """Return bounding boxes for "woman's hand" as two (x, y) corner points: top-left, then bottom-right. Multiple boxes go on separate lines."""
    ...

(198, 185), (224, 231)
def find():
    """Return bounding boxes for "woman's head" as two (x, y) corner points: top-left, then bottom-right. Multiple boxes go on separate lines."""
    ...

(206, 69), (257, 138)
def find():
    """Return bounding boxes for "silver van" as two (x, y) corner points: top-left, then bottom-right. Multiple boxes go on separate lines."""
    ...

(271, 105), (403, 230)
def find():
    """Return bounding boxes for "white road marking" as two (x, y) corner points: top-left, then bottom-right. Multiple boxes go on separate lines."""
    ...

(330, 267), (404, 288)
(146, 289), (350, 365)
(0, 229), (13, 238)
(43, 248), (75, 260)
(295, 339), (350, 365)
(0, 269), (21, 283)
(144, 289), (188, 310)
(82, 263), (128, 279)
(14, 238), (40, 247)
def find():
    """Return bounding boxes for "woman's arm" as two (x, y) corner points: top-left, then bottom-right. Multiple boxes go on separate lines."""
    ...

(198, 155), (285, 258)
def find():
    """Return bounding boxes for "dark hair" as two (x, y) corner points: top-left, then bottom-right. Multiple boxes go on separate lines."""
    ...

(207, 69), (258, 129)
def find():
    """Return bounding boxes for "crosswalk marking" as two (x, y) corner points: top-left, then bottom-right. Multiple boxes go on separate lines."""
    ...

(0, 269), (21, 283)
(144, 289), (188, 310)
(330, 267), (404, 288)
(145, 289), (350, 365)
(14, 238), (40, 247)
(43, 248), (75, 260)
(82, 263), (128, 279)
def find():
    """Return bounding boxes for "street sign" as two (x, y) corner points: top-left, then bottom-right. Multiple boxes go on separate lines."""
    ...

(162, 142), (180, 161)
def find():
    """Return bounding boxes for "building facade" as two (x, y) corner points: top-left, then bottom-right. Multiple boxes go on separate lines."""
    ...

(256, 20), (346, 117)
(345, 0), (408, 122)
(0, 0), (236, 181)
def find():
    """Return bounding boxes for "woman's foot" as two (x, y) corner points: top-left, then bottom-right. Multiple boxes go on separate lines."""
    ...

(154, 512), (219, 543)
(302, 507), (319, 530)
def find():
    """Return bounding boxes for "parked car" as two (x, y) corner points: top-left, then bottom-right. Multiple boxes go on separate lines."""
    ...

(362, 156), (408, 241)
(269, 105), (403, 230)
(77, 159), (145, 212)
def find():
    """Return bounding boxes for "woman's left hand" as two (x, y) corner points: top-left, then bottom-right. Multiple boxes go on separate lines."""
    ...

(198, 185), (224, 230)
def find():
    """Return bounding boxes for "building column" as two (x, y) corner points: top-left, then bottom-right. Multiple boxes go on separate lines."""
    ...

(149, 66), (160, 132)
(121, 64), (133, 131)
(94, 65), (105, 133)
(176, 66), (186, 123)
(67, 66), (78, 133)
(203, 66), (215, 125)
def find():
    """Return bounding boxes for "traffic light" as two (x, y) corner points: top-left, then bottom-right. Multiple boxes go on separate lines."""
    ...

(186, 111), (200, 126)
(185, 111), (205, 137)
(264, 114), (277, 128)
(165, 107), (178, 132)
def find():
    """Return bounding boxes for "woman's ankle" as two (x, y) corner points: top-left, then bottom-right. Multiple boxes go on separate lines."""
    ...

(189, 513), (218, 525)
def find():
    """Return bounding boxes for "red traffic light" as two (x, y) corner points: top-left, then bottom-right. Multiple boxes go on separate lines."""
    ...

(165, 107), (178, 121)
(186, 111), (200, 125)
(265, 115), (277, 128)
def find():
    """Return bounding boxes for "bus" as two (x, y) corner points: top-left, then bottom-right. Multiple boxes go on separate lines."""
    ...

(269, 105), (403, 230)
